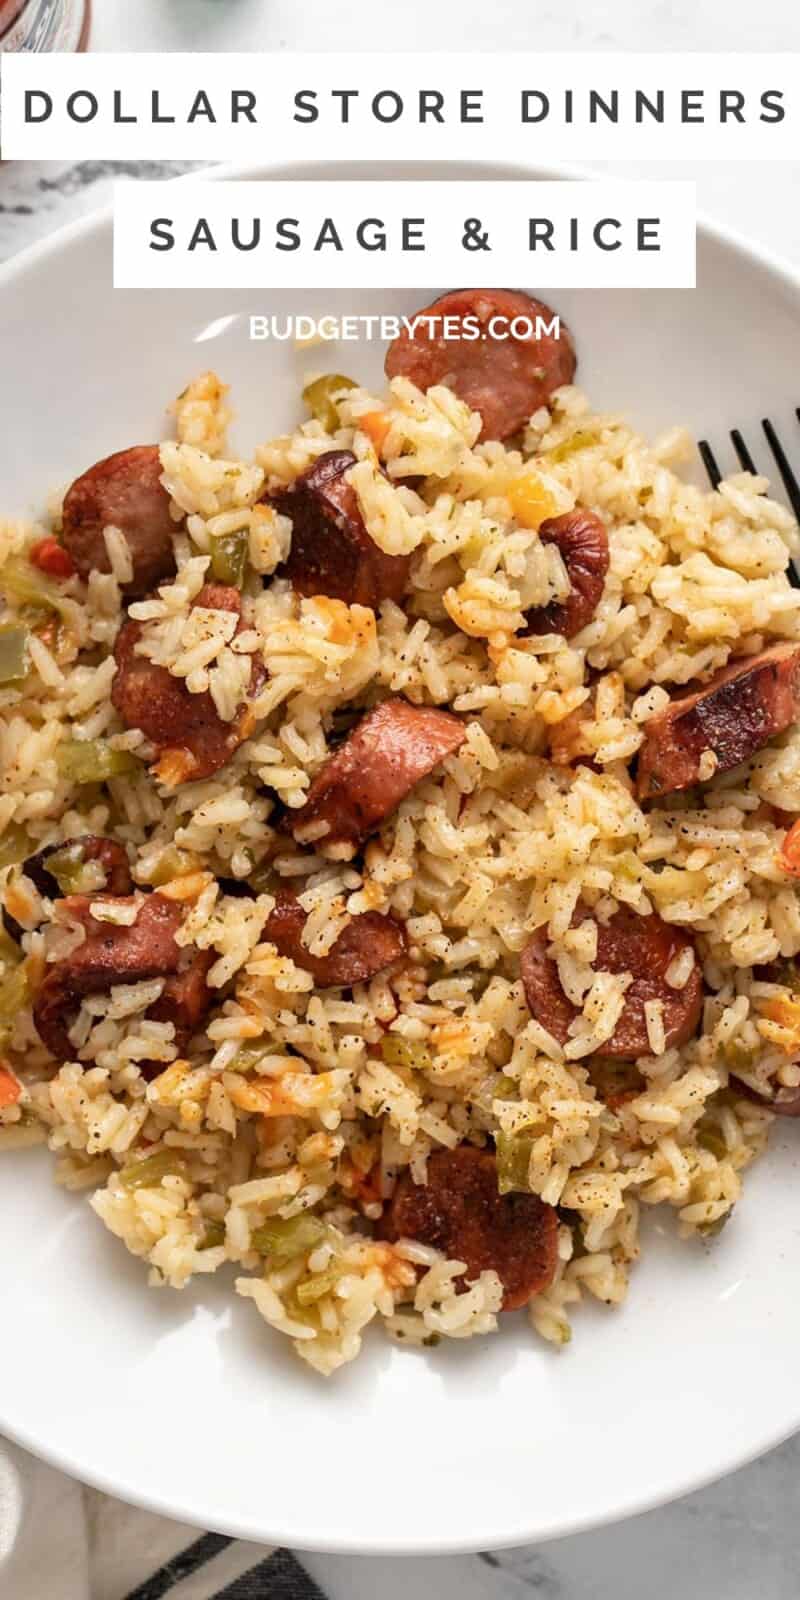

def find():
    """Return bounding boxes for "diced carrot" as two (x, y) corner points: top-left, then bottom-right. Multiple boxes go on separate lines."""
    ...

(0, 1064), (21, 1109)
(157, 870), (215, 903)
(778, 819), (800, 877)
(758, 995), (800, 1054)
(339, 1152), (383, 1207)
(360, 411), (391, 453)
(507, 474), (558, 531)
(29, 537), (75, 580)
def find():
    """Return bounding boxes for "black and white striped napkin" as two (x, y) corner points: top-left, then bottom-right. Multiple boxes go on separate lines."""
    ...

(120, 1539), (327, 1600)
(0, 1440), (328, 1600)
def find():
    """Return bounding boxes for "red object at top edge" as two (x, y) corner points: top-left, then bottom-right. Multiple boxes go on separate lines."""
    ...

(0, 0), (91, 46)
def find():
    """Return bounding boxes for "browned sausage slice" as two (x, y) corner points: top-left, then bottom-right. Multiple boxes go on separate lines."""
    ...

(32, 892), (211, 1062)
(523, 510), (609, 638)
(637, 643), (800, 802)
(521, 905), (703, 1060)
(112, 583), (263, 785)
(264, 886), (407, 987)
(380, 1146), (558, 1311)
(62, 445), (179, 596)
(268, 450), (410, 609)
(287, 697), (467, 849)
(385, 289), (576, 443)
(149, 950), (215, 1045)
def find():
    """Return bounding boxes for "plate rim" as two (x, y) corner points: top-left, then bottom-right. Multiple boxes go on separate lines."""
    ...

(3, 155), (800, 1554)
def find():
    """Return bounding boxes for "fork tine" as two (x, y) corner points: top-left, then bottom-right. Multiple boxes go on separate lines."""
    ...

(697, 439), (721, 489)
(700, 421), (800, 590)
(730, 429), (757, 474)
(762, 418), (800, 523)
(759, 418), (800, 590)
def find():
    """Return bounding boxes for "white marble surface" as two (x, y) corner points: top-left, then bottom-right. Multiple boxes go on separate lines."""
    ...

(4, 2), (800, 1595)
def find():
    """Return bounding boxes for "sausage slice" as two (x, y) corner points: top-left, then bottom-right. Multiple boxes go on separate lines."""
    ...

(380, 1146), (558, 1311)
(385, 288), (576, 443)
(287, 697), (466, 850)
(637, 643), (800, 801)
(148, 949), (214, 1044)
(269, 450), (410, 609)
(523, 510), (609, 638)
(521, 905), (703, 1060)
(62, 445), (179, 596)
(264, 887), (407, 987)
(112, 583), (263, 785)
(32, 892), (211, 1062)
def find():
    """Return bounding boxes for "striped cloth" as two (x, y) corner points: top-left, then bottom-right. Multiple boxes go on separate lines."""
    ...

(0, 1440), (327, 1600)
(119, 1543), (328, 1600)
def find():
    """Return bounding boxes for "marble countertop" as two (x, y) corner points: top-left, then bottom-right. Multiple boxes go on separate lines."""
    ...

(3, 3), (800, 1596)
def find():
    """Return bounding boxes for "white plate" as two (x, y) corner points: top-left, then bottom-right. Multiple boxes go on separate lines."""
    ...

(3, 160), (800, 1556)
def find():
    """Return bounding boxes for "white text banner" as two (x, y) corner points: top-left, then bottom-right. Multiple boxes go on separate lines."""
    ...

(111, 179), (697, 291)
(2, 52), (797, 162)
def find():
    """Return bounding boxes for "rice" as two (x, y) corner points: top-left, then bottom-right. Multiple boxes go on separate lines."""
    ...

(1, 357), (798, 1375)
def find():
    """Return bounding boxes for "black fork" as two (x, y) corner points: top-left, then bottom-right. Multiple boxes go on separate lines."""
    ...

(698, 411), (800, 589)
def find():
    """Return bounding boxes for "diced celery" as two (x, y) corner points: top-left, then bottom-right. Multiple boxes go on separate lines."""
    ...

(250, 1213), (327, 1264)
(720, 1038), (758, 1073)
(0, 824), (30, 872)
(0, 624), (30, 684)
(380, 1035), (433, 1074)
(143, 846), (198, 887)
(0, 964), (30, 1049)
(246, 858), (275, 895)
(57, 740), (141, 786)
(199, 1220), (226, 1250)
(302, 373), (357, 432)
(119, 1150), (188, 1190)
(2, 556), (69, 616)
(492, 1074), (519, 1102)
(229, 1043), (286, 1073)
(495, 1129), (535, 1194)
(45, 843), (98, 895)
(295, 1264), (341, 1305)
(547, 429), (600, 463)
(697, 1127), (727, 1161)
(209, 529), (248, 589)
